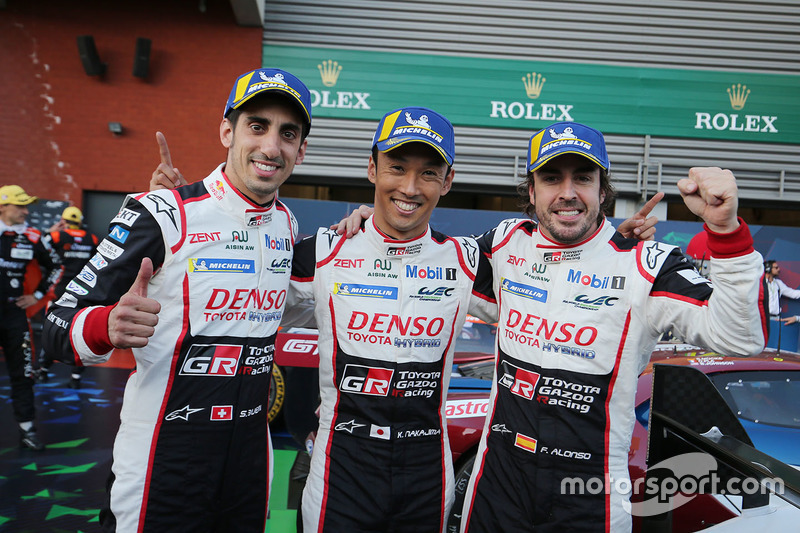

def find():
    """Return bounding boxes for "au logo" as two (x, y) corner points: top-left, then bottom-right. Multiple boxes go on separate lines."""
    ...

(727, 83), (750, 110)
(522, 72), (546, 99)
(318, 59), (342, 87)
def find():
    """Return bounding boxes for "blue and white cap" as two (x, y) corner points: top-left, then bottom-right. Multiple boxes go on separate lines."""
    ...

(224, 68), (312, 129)
(372, 107), (455, 166)
(527, 122), (609, 173)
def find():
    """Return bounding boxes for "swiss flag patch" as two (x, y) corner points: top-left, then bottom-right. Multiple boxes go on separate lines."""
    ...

(210, 405), (233, 421)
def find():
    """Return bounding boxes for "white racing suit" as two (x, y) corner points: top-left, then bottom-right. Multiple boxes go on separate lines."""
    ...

(43, 165), (297, 532)
(289, 216), (493, 532)
(461, 217), (766, 533)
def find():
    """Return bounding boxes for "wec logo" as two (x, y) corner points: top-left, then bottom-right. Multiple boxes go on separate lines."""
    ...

(340, 364), (394, 396)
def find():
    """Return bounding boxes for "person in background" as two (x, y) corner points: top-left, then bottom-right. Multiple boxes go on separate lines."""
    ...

(38, 206), (100, 387)
(0, 184), (60, 450)
(763, 259), (800, 346)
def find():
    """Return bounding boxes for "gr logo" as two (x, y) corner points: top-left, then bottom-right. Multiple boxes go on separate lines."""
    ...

(340, 364), (394, 396)
(498, 360), (541, 400)
(180, 344), (242, 377)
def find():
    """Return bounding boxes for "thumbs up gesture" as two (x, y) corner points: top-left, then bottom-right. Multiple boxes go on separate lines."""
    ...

(150, 131), (187, 191)
(108, 258), (162, 348)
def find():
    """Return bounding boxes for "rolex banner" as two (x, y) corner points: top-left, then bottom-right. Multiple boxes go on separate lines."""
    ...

(263, 44), (799, 144)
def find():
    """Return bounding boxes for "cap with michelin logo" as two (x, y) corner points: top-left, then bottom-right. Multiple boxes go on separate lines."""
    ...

(223, 68), (312, 130)
(372, 107), (455, 166)
(527, 121), (609, 173)
(0, 185), (37, 206)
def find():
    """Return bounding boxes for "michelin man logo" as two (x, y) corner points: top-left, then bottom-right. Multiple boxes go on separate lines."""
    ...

(259, 71), (285, 84)
(405, 112), (430, 128)
(549, 126), (576, 139)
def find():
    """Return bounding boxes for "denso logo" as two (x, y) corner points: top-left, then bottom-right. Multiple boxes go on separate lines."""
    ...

(505, 309), (597, 346)
(567, 269), (626, 290)
(347, 311), (445, 336)
(205, 288), (287, 311)
(188, 232), (221, 243)
(265, 234), (291, 250)
(334, 258), (364, 268)
(498, 361), (541, 400)
(340, 364), (394, 396)
(405, 265), (456, 280)
(179, 344), (242, 376)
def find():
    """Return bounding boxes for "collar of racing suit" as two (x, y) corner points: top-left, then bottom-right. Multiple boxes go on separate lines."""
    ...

(363, 214), (431, 257)
(210, 164), (278, 223)
(0, 220), (27, 234)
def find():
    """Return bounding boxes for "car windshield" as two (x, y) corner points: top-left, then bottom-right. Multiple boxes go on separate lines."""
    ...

(710, 371), (800, 429)
(455, 319), (497, 355)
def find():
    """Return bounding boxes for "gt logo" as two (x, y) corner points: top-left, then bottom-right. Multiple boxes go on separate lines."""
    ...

(498, 361), (540, 400)
(283, 339), (318, 355)
(340, 365), (393, 396)
(180, 345), (242, 376)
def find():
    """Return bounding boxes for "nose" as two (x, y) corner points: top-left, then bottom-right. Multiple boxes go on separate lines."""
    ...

(259, 130), (282, 159)
(557, 178), (577, 200)
(396, 172), (421, 198)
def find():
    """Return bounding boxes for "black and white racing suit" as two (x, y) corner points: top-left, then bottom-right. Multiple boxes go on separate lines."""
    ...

(461, 217), (766, 533)
(0, 222), (59, 423)
(289, 216), (493, 532)
(43, 165), (296, 533)
(43, 227), (100, 299)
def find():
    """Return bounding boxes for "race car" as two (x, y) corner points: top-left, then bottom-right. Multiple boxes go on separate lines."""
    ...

(446, 344), (800, 532)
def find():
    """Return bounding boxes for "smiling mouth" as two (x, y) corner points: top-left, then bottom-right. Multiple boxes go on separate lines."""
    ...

(253, 161), (278, 172)
(393, 199), (420, 212)
(555, 209), (580, 217)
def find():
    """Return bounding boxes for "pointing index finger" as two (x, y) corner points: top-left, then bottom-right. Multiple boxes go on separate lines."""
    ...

(636, 191), (665, 218)
(156, 131), (173, 168)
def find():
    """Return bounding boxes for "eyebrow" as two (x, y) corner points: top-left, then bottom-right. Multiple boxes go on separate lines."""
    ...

(244, 115), (302, 132)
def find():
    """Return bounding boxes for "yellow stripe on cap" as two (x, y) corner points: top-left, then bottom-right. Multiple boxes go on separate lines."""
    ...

(528, 129), (546, 164)
(234, 72), (256, 104)
(377, 110), (403, 142)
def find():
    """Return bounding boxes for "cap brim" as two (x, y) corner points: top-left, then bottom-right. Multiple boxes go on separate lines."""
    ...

(375, 138), (453, 166)
(528, 149), (607, 173)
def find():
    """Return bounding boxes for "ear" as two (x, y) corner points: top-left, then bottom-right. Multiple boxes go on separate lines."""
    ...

(440, 167), (455, 196)
(220, 118), (233, 149)
(367, 155), (377, 185)
(295, 138), (308, 166)
(528, 182), (536, 205)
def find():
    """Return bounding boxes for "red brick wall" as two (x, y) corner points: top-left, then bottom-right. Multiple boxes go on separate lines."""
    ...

(0, 0), (263, 207)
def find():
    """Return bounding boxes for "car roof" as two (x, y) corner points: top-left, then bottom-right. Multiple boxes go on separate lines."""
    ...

(642, 343), (800, 375)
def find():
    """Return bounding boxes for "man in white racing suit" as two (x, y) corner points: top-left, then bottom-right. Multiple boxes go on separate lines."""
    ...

(42, 68), (311, 533)
(459, 122), (766, 532)
(290, 107), (496, 532)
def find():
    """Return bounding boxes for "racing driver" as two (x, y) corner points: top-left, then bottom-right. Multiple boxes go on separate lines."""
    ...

(460, 122), (766, 532)
(42, 68), (311, 532)
(289, 106), (495, 532)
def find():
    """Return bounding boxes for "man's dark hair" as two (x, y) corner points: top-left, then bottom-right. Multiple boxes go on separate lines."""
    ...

(764, 259), (777, 274)
(517, 165), (617, 222)
(226, 92), (310, 141)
